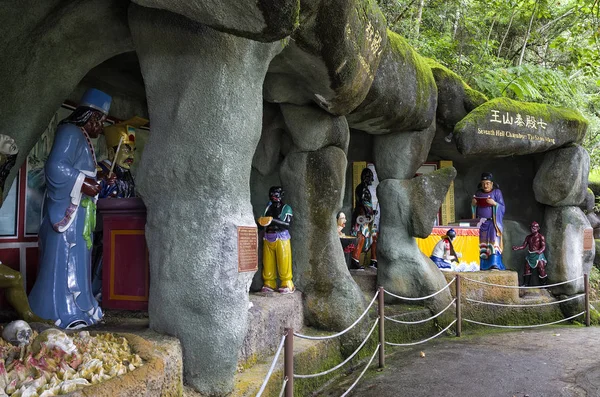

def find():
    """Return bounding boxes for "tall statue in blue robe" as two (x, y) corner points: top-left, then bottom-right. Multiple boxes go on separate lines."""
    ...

(29, 88), (111, 329)
(471, 172), (506, 270)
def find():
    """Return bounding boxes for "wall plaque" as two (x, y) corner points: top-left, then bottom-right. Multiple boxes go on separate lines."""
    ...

(583, 228), (594, 251)
(238, 226), (258, 272)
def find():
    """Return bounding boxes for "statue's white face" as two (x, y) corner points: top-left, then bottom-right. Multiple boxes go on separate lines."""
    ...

(0, 135), (18, 155)
(337, 212), (346, 227)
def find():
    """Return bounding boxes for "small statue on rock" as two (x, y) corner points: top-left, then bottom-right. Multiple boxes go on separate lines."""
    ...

(257, 186), (295, 294)
(471, 172), (506, 270)
(351, 168), (378, 270)
(430, 229), (461, 270)
(336, 211), (346, 237)
(512, 221), (548, 286)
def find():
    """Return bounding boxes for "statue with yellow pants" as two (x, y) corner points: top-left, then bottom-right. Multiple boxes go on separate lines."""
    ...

(257, 186), (295, 294)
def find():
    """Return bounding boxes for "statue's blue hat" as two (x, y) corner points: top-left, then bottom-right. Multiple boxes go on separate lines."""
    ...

(79, 88), (111, 115)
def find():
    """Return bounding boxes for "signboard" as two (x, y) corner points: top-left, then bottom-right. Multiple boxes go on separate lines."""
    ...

(454, 98), (586, 156)
(583, 228), (594, 251)
(238, 226), (258, 272)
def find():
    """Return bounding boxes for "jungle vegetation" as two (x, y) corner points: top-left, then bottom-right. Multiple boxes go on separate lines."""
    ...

(376, 0), (600, 170)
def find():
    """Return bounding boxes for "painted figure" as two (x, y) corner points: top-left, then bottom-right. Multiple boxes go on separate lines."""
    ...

(0, 134), (18, 205)
(512, 221), (548, 286)
(29, 88), (111, 329)
(430, 229), (461, 269)
(98, 117), (147, 198)
(351, 168), (378, 269)
(471, 172), (506, 270)
(257, 186), (295, 294)
(336, 211), (347, 237)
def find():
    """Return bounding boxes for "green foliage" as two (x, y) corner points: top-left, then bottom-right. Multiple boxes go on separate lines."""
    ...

(376, 0), (600, 168)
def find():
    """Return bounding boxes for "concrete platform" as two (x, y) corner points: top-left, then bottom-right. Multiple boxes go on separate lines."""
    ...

(240, 292), (304, 369)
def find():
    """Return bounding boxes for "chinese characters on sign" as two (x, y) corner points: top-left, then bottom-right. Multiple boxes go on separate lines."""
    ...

(477, 110), (555, 144)
(238, 226), (258, 272)
(489, 110), (548, 130)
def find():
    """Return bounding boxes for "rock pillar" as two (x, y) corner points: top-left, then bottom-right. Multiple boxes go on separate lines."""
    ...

(129, 6), (282, 394)
(279, 104), (366, 330)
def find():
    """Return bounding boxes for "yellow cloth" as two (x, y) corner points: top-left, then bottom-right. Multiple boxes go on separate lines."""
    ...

(416, 234), (480, 264)
(262, 239), (294, 290)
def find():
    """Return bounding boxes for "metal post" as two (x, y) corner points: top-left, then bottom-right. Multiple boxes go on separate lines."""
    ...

(378, 286), (385, 368)
(455, 275), (462, 337)
(284, 327), (294, 397)
(585, 274), (590, 327)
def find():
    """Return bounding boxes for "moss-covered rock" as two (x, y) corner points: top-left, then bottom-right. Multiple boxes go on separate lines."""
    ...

(533, 145), (590, 207)
(454, 97), (588, 156)
(425, 58), (488, 132)
(346, 30), (437, 134)
(264, 0), (387, 115)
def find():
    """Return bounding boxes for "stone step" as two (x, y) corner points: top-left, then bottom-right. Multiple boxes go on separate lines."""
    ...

(239, 292), (304, 369)
(350, 267), (378, 295)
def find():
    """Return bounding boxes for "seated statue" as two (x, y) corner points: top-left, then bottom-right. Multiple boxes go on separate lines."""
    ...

(430, 229), (461, 269)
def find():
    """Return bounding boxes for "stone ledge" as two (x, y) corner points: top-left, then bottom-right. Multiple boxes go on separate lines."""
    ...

(71, 330), (183, 397)
(239, 292), (304, 370)
(443, 270), (520, 303)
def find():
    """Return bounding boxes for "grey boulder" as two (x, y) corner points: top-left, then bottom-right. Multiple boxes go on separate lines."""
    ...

(533, 145), (589, 207)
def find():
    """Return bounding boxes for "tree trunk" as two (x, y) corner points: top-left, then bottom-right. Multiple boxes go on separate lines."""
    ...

(498, 8), (516, 58)
(452, 2), (462, 40)
(414, 0), (426, 38)
(518, 0), (539, 67)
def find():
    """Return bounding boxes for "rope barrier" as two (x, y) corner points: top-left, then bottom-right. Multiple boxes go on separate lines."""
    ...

(464, 311), (585, 329)
(277, 377), (288, 397)
(294, 290), (379, 340)
(256, 333), (287, 397)
(385, 298), (456, 325)
(340, 344), (380, 397)
(383, 277), (456, 301)
(385, 319), (457, 347)
(294, 318), (379, 379)
(466, 293), (585, 308)
(462, 275), (583, 289)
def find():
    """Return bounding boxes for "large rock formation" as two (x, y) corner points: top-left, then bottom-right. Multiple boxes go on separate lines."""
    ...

(129, 5), (284, 394)
(264, 0), (387, 115)
(377, 169), (456, 309)
(346, 30), (437, 134)
(279, 105), (366, 330)
(533, 145), (590, 207)
(427, 59), (488, 132)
